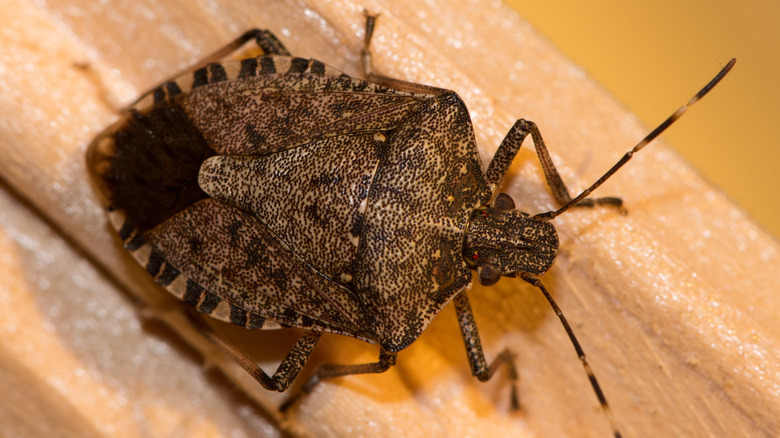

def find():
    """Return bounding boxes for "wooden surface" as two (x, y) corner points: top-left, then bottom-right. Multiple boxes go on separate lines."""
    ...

(1, 0), (778, 437)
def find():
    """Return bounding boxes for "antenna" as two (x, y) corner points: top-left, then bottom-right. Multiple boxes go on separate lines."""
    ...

(534, 58), (736, 222)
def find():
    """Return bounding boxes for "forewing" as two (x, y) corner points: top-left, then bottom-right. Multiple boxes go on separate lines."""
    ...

(144, 198), (371, 339)
(199, 131), (384, 281)
(94, 55), (443, 341)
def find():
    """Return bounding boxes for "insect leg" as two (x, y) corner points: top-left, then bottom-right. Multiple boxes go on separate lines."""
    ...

(453, 291), (520, 409)
(207, 28), (291, 59)
(182, 306), (320, 392)
(487, 119), (622, 209)
(279, 349), (398, 412)
(128, 29), (291, 108)
(520, 273), (621, 438)
(359, 13), (447, 94)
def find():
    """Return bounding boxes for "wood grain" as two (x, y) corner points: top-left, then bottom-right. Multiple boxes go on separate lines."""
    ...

(1, 0), (777, 437)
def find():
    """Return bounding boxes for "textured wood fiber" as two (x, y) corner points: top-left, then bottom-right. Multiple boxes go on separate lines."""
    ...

(0, 0), (778, 437)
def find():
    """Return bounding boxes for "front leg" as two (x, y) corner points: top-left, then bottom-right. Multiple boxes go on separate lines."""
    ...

(487, 119), (622, 209)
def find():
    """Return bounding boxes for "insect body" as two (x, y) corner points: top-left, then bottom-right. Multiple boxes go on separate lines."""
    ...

(86, 15), (733, 437)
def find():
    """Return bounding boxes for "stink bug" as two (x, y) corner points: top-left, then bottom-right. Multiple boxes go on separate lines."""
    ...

(86, 14), (734, 437)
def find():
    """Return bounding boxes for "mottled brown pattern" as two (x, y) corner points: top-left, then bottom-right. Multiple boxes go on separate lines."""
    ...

(146, 198), (372, 340)
(173, 58), (492, 351)
(181, 70), (422, 156)
(464, 208), (559, 277)
(354, 90), (491, 351)
(89, 50), (556, 353)
(199, 132), (382, 281)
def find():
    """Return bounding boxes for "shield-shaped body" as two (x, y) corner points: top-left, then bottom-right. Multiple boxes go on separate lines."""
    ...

(88, 55), (492, 352)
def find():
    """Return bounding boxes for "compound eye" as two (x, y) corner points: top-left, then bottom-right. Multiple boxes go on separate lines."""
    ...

(492, 193), (515, 211)
(477, 265), (501, 286)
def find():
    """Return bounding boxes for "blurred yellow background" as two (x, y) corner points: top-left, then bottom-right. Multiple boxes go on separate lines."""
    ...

(505, 1), (779, 239)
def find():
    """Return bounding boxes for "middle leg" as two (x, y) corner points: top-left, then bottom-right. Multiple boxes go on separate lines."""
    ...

(453, 291), (520, 409)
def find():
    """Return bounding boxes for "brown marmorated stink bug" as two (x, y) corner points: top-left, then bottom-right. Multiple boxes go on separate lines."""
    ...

(86, 14), (734, 437)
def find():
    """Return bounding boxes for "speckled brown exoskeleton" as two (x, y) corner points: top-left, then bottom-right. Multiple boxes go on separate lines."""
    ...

(86, 14), (734, 437)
